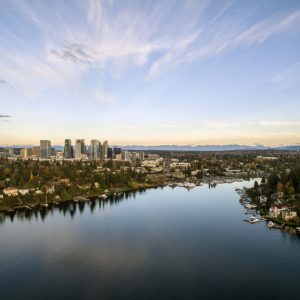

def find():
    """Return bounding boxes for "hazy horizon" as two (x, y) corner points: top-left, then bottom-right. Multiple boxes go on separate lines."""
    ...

(1, 0), (300, 145)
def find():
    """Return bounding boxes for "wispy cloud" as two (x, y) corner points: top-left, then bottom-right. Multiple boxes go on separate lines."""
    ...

(203, 121), (239, 128)
(258, 121), (300, 127)
(272, 62), (300, 88)
(0, 115), (11, 118)
(159, 124), (192, 129)
(1, 0), (300, 94)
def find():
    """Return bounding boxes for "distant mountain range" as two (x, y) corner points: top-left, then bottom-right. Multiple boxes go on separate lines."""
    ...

(3, 144), (300, 151)
(121, 144), (300, 151)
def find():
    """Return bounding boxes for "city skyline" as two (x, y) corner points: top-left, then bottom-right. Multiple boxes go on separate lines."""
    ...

(1, 0), (300, 146)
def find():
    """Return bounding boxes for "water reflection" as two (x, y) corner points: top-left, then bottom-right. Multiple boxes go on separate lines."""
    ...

(0, 189), (148, 225)
(1, 182), (300, 300)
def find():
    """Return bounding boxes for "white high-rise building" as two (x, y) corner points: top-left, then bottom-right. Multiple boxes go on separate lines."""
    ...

(20, 148), (32, 158)
(75, 139), (85, 159)
(122, 150), (131, 161)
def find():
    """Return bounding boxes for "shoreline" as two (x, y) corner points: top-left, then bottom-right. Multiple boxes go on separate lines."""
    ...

(0, 182), (164, 214)
(0, 177), (254, 215)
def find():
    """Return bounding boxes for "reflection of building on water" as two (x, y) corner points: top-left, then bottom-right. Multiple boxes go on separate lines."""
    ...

(0, 189), (147, 224)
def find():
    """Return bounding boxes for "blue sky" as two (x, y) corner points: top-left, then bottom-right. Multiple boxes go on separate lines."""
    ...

(0, 0), (300, 146)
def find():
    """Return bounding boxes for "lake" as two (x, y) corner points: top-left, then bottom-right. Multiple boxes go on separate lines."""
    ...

(0, 179), (300, 300)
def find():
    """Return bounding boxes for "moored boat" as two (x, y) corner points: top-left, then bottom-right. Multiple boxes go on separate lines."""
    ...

(249, 216), (260, 224)
(268, 221), (284, 229)
(73, 196), (88, 203)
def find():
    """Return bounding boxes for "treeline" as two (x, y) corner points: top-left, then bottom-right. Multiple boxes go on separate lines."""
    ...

(0, 158), (145, 190)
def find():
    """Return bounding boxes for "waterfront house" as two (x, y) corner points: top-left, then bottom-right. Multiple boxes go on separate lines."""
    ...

(47, 186), (55, 194)
(269, 206), (280, 218)
(18, 189), (29, 196)
(281, 210), (297, 221)
(171, 172), (186, 179)
(259, 195), (268, 204)
(3, 187), (19, 197)
(191, 170), (199, 176)
(77, 184), (91, 190)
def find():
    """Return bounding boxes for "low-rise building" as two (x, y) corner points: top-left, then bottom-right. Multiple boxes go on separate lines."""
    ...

(47, 186), (55, 194)
(58, 178), (70, 185)
(18, 189), (29, 196)
(3, 187), (19, 197)
(281, 210), (297, 221)
(269, 206), (280, 218)
(171, 172), (186, 179)
(77, 184), (91, 190)
(191, 170), (199, 176)
(170, 162), (191, 169)
(259, 195), (268, 204)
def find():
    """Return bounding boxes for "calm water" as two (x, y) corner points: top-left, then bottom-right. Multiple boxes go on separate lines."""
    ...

(0, 180), (300, 300)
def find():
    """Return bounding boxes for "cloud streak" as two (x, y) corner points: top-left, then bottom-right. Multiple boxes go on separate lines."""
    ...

(258, 121), (300, 127)
(203, 121), (239, 128)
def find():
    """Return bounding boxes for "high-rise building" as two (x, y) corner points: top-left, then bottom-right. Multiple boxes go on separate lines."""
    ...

(75, 139), (85, 159)
(51, 148), (56, 157)
(140, 151), (145, 161)
(122, 150), (131, 161)
(101, 140), (109, 160)
(20, 148), (32, 158)
(7, 147), (14, 156)
(90, 140), (101, 159)
(31, 146), (40, 158)
(64, 139), (73, 159)
(40, 140), (51, 159)
(114, 147), (122, 156)
(107, 147), (113, 159)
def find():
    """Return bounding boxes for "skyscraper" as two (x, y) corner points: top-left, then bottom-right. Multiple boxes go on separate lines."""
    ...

(140, 151), (145, 161)
(64, 139), (73, 159)
(107, 147), (113, 159)
(75, 139), (85, 159)
(101, 140), (109, 160)
(31, 146), (40, 158)
(114, 147), (122, 156)
(90, 140), (101, 159)
(40, 140), (51, 159)
(20, 148), (32, 158)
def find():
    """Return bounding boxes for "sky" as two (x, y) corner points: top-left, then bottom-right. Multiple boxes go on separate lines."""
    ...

(0, 0), (300, 146)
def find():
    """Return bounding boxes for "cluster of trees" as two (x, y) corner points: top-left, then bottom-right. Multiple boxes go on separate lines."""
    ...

(267, 167), (300, 195)
(0, 158), (152, 209)
(247, 166), (300, 213)
(0, 158), (146, 191)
